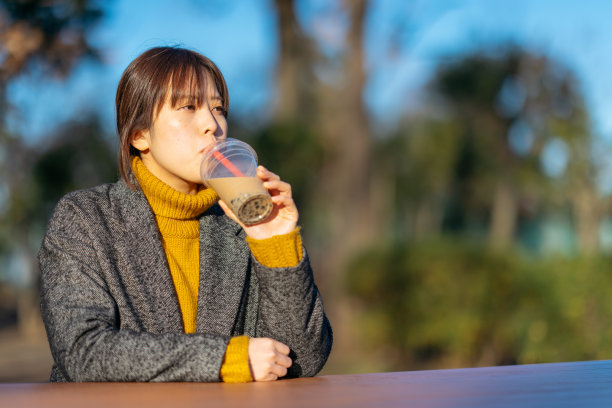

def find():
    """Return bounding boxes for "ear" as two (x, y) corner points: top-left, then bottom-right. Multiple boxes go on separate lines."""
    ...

(131, 129), (151, 152)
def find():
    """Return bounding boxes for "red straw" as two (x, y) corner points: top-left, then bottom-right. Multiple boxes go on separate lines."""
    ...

(212, 150), (245, 177)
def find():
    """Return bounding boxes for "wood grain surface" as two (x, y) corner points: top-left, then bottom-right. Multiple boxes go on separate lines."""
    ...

(2, 359), (612, 407)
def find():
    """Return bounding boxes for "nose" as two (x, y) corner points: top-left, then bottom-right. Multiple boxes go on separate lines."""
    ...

(200, 109), (219, 136)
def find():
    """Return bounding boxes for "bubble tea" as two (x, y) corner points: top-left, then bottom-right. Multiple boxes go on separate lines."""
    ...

(201, 138), (273, 225)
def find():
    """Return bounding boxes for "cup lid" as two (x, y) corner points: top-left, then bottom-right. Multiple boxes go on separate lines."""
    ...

(201, 138), (259, 182)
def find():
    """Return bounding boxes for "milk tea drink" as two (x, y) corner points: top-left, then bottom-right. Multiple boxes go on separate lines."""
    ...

(206, 177), (273, 225)
(201, 138), (273, 225)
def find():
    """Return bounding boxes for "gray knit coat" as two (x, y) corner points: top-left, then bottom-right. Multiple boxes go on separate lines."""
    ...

(38, 179), (332, 382)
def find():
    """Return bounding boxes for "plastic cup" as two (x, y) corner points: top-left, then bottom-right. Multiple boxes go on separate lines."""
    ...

(201, 138), (273, 225)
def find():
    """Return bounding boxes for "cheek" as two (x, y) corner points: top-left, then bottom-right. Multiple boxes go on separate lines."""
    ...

(218, 117), (229, 135)
(162, 119), (194, 148)
(165, 117), (184, 136)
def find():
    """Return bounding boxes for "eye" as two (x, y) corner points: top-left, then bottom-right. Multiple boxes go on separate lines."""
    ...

(180, 104), (196, 111)
(212, 106), (227, 116)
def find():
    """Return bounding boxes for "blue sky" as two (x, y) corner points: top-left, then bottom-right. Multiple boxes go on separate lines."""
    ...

(7, 0), (612, 145)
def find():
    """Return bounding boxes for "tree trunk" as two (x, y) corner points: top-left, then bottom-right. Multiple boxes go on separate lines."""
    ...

(317, 0), (374, 267)
(414, 199), (443, 240)
(273, 0), (315, 121)
(304, 0), (373, 373)
(572, 184), (600, 256)
(489, 181), (517, 250)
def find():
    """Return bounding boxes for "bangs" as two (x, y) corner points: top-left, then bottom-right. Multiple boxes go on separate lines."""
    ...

(151, 49), (228, 116)
(167, 63), (208, 108)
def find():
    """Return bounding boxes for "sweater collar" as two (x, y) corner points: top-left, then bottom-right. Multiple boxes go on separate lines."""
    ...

(131, 156), (218, 220)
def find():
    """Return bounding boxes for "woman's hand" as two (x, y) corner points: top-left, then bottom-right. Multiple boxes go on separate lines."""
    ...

(248, 337), (292, 381)
(218, 166), (299, 240)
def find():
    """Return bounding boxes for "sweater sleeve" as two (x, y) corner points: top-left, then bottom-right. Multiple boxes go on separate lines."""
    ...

(245, 227), (303, 268)
(219, 335), (252, 383)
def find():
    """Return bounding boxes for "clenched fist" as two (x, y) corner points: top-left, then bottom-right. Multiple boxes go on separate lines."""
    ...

(248, 337), (292, 381)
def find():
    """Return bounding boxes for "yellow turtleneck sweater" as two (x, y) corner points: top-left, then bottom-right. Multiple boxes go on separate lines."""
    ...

(132, 157), (302, 382)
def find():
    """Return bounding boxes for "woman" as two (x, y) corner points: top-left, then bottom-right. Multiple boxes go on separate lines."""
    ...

(38, 46), (332, 382)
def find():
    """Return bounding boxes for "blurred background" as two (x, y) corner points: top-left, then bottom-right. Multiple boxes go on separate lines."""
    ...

(2, 0), (612, 381)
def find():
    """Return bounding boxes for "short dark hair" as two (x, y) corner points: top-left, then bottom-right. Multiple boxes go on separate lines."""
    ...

(115, 46), (229, 188)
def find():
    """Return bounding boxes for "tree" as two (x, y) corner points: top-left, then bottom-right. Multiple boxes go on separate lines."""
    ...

(0, 0), (105, 224)
(0, 0), (105, 238)
(378, 117), (462, 241)
(318, 0), (373, 262)
(2, 114), (115, 333)
(0, 0), (105, 333)
(0, 0), (102, 87)
(259, 1), (375, 373)
(261, 0), (376, 271)
(272, 0), (317, 122)
(428, 47), (598, 252)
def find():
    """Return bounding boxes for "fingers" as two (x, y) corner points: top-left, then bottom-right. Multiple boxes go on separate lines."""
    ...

(271, 364), (288, 379)
(257, 165), (279, 181)
(276, 354), (292, 370)
(248, 337), (293, 382)
(264, 179), (292, 197)
(258, 166), (292, 197)
(274, 340), (290, 356)
(217, 199), (231, 216)
(270, 194), (295, 208)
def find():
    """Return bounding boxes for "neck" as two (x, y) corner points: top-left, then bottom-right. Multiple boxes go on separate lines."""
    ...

(140, 154), (200, 195)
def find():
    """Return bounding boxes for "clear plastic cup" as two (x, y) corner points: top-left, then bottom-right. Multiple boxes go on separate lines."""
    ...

(201, 138), (273, 225)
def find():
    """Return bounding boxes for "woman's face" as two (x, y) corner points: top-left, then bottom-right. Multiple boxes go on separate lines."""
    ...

(131, 76), (227, 195)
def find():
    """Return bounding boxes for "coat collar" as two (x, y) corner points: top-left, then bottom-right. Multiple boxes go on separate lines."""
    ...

(196, 203), (250, 336)
(112, 179), (249, 336)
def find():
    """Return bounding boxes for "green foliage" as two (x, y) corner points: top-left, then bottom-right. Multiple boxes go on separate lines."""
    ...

(0, 0), (103, 82)
(245, 120), (323, 213)
(4, 116), (116, 240)
(34, 117), (116, 218)
(380, 118), (461, 202)
(346, 239), (612, 372)
(435, 51), (520, 109)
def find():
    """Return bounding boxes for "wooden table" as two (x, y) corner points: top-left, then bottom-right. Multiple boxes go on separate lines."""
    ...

(2, 360), (612, 407)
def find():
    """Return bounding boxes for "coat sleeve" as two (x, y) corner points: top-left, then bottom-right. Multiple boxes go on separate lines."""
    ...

(39, 197), (229, 382)
(252, 252), (333, 377)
